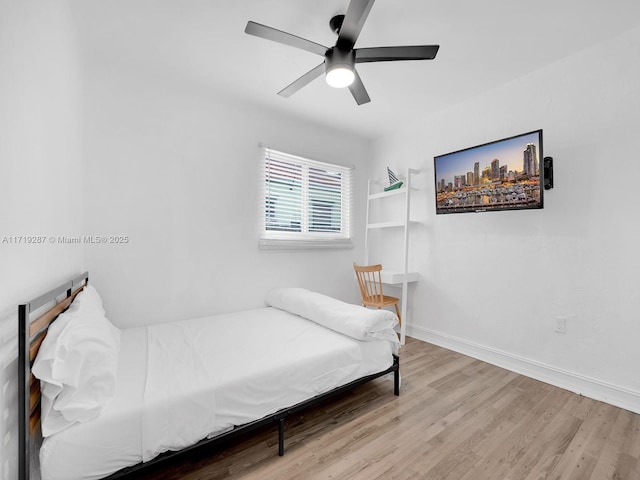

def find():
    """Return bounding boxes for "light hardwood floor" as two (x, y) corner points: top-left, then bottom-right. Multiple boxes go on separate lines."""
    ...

(136, 337), (640, 480)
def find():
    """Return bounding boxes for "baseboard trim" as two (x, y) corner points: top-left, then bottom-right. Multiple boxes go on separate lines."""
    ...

(407, 325), (640, 415)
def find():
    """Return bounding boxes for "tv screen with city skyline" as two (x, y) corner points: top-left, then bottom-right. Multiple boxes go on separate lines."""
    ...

(434, 129), (544, 214)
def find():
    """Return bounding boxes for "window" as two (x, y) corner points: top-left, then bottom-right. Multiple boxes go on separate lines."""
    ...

(260, 148), (352, 249)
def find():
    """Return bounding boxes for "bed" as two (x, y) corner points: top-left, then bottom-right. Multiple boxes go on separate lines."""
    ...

(19, 272), (400, 480)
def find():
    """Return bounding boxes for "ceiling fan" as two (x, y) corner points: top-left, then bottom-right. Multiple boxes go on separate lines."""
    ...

(244, 0), (439, 105)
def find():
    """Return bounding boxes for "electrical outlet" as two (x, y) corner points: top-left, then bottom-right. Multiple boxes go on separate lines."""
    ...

(554, 318), (566, 334)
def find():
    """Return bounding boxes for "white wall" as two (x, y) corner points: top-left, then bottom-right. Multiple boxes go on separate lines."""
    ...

(80, 61), (370, 327)
(370, 26), (640, 412)
(0, 1), (84, 478)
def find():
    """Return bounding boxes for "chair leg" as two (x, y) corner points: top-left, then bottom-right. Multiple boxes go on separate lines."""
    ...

(394, 303), (402, 325)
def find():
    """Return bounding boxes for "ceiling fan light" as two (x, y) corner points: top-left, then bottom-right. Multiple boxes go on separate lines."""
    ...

(326, 66), (355, 88)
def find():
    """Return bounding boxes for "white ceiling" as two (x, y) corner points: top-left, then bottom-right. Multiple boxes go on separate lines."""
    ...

(69, 0), (640, 140)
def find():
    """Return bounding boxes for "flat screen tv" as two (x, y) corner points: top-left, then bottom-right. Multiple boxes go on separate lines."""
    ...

(434, 129), (543, 214)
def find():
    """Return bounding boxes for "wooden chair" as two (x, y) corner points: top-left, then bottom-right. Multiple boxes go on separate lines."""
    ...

(353, 263), (401, 325)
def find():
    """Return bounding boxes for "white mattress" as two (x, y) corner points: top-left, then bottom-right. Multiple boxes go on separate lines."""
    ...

(40, 307), (394, 480)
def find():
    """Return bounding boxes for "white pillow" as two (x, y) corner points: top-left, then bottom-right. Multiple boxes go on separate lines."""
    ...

(66, 284), (105, 316)
(265, 288), (400, 353)
(32, 287), (121, 437)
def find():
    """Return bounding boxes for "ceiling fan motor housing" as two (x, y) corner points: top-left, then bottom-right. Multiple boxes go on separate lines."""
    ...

(325, 47), (356, 89)
(325, 47), (355, 73)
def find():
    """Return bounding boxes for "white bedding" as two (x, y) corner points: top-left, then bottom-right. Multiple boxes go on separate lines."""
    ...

(40, 307), (395, 480)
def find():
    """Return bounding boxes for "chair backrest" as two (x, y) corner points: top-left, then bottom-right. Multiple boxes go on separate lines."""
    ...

(353, 263), (384, 305)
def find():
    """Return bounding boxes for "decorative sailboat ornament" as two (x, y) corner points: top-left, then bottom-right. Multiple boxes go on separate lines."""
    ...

(384, 167), (404, 192)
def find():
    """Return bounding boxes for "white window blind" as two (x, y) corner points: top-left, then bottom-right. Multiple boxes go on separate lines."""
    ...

(259, 148), (352, 249)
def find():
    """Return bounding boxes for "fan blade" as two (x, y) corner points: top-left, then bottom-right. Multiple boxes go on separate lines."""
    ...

(355, 45), (440, 63)
(245, 21), (328, 57)
(278, 63), (326, 98)
(348, 69), (371, 105)
(337, 0), (376, 50)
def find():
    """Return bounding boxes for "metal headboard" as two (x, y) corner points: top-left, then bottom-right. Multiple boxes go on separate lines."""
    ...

(18, 271), (89, 480)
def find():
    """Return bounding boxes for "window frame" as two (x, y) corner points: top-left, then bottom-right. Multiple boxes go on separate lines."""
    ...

(259, 147), (353, 250)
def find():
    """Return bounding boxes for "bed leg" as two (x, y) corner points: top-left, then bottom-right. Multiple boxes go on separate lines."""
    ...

(278, 418), (285, 456)
(393, 355), (400, 396)
(394, 370), (400, 396)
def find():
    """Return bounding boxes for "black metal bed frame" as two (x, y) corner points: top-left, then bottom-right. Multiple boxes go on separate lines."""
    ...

(18, 272), (400, 480)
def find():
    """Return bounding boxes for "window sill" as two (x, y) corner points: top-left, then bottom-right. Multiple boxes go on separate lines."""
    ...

(259, 238), (354, 250)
